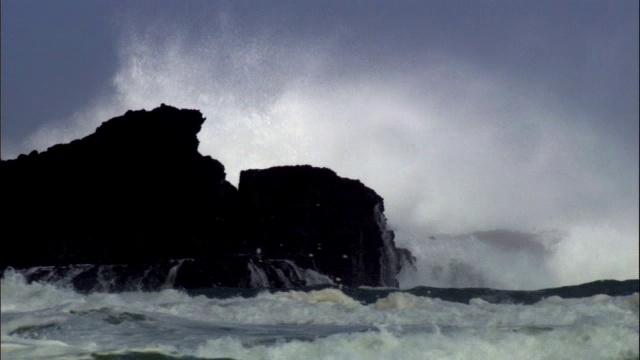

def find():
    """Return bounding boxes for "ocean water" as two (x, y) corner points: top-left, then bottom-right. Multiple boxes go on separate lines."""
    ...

(1, 269), (638, 360)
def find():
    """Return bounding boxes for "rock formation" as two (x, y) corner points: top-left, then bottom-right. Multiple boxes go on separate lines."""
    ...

(2, 105), (237, 269)
(237, 165), (405, 287)
(1, 104), (413, 290)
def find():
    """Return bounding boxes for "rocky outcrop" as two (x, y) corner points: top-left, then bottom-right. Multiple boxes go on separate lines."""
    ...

(1, 104), (413, 290)
(1, 104), (237, 268)
(237, 165), (406, 287)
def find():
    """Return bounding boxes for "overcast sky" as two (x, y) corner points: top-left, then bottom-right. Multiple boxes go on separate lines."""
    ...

(2, 1), (638, 288)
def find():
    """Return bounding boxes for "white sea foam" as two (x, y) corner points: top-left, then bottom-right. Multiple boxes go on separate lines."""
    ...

(2, 272), (638, 359)
(193, 325), (639, 360)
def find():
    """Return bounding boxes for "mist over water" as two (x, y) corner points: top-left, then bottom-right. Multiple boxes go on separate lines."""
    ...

(5, 13), (638, 290)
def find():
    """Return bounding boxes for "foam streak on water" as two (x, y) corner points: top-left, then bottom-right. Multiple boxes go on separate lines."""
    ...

(2, 271), (638, 360)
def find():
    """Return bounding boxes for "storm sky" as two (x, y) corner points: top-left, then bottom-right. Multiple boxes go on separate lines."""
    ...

(2, 0), (638, 288)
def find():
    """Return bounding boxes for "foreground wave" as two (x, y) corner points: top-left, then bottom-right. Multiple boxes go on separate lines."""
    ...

(2, 270), (638, 359)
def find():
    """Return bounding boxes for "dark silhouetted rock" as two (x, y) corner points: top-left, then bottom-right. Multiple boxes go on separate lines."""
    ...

(1, 104), (413, 290)
(237, 165), (409, 287)
(1, 104), (237, 269)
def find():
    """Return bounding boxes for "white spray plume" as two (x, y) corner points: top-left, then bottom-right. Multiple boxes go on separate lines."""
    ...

(10, 17), (638, 289)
